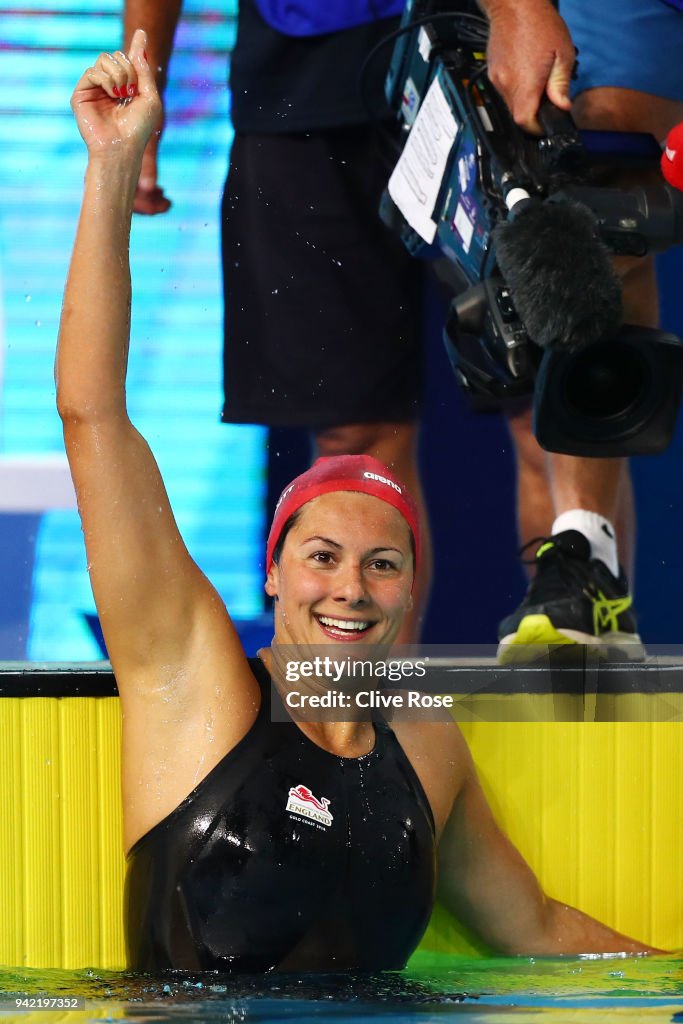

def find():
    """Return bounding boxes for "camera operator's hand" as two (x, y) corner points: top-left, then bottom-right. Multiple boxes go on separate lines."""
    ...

(480, 0), (575, 134)
(123, 1), (177, 214)
(134, 109), (171, 214)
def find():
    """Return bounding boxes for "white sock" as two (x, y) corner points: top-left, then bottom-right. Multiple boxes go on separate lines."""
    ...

(551, 509), (619, 577)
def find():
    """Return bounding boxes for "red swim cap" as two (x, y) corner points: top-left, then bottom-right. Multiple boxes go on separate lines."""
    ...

(266, 455), (420, 574)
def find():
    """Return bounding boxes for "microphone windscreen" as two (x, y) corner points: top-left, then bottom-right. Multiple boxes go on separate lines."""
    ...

(661, 121), (683, 191)
(493, 199), (622, 350)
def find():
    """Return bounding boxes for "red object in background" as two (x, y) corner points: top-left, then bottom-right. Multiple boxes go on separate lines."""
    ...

(661, 121), (683, 190)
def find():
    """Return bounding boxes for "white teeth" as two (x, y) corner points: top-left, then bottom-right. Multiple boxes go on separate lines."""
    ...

(319, 616), (370, 631)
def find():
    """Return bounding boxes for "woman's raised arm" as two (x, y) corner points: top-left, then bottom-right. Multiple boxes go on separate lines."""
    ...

(59, 34), (158, 421)
(57, 34), (260, 846)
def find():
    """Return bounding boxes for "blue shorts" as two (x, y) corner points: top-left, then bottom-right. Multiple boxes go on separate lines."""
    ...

(560, 0), (683, 101)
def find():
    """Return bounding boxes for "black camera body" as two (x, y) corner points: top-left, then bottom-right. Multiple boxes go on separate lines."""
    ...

(381, 0), (683, 456)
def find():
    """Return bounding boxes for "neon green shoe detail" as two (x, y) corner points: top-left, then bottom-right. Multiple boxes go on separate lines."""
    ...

(505, 614), (576, 647)
(497, 614), (576, 665)
(592, 591), (633, 634)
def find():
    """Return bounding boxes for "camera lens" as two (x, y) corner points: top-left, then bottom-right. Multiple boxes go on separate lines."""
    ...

(563, 340), (647, 419)
(533, 326), (683, 455)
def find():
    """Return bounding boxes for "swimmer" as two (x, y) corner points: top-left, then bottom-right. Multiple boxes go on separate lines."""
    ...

(59, 33), (658, 971)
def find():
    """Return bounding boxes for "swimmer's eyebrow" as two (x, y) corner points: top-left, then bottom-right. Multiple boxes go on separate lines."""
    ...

(301, 537), (403, 556)
(300, 535), (342, 548)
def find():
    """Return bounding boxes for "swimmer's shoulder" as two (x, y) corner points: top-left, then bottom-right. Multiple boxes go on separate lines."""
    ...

(120, 642), (267, 853)
(391, 714), (469, 839)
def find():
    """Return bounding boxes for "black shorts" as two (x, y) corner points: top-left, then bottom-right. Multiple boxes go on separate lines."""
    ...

(221, 128), (424, 429)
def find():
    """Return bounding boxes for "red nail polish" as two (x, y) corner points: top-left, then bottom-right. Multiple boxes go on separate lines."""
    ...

(143, 49), (148, 61)
(112, 85), (120, 97)
(128, 84), (137, 97)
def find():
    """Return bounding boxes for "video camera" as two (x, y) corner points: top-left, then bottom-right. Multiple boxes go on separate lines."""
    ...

(381, 0), (683, 456)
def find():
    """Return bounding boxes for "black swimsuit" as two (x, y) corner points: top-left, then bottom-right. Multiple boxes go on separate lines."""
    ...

(125, 658), (436, 972)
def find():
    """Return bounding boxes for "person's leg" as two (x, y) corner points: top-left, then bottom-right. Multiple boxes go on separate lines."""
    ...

(507, 404), (637, 570)
(314, 420), (431, 644)
(542, 256), (657, 582)
(506, 405), (553, 551)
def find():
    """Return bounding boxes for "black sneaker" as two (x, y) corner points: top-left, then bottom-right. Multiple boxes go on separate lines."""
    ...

(497, 530), (645, 664)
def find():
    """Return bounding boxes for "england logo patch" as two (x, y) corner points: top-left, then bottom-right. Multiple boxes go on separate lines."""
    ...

(286, 784), (333, 827)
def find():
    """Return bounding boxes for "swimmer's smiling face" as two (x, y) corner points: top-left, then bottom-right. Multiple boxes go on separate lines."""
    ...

(265, 491), (414, 647)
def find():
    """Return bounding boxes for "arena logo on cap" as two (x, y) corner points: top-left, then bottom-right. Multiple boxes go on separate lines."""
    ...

(274, 483), (295, 514)
(363, 470), (402, 494)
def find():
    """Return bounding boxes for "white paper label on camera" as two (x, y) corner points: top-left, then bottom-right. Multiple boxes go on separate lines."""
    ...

(388, 75), (459, 244)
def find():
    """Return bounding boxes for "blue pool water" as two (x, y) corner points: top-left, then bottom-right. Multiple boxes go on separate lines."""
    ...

(0, 953), (681, 1023)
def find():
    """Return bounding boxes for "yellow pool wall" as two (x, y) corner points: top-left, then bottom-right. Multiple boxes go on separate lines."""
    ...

(0, 695), (680, 967)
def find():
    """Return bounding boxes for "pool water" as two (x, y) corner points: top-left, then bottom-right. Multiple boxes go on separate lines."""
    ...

(0, 953), (681, 1023)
